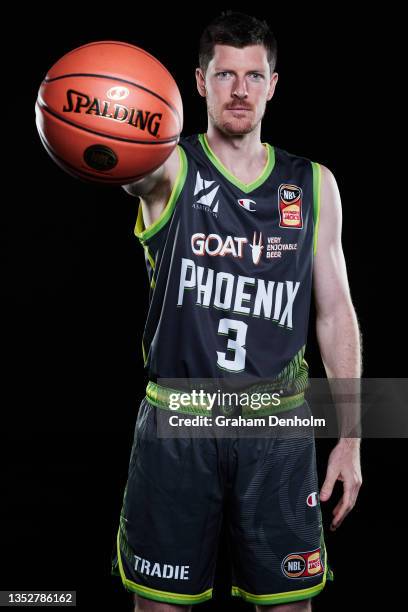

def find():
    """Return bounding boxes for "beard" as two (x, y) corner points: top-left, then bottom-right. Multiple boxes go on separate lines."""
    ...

(207, 100), (266, 136)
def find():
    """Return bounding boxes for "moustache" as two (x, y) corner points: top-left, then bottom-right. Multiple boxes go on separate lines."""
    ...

(226, 105), (252, 110)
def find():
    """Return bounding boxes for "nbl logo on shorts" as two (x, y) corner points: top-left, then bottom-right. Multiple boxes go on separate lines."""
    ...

(278, 184), (303, 229)
(282, 548), (324, 579)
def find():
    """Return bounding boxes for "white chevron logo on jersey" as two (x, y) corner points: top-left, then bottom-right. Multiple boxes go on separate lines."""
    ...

(193, 170), (220, 215)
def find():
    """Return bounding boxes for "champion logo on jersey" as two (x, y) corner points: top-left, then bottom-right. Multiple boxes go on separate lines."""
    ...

(237, 198), (256, 212)
(192, 170), (220, 216)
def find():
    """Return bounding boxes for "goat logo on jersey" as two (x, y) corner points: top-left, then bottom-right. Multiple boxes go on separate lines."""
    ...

(192, 170), (220, 216)
(250, 232), (263, 264)
(237, 198), (256, 212)
(191, 232), (264, 266)
(278, 184), (303, 229)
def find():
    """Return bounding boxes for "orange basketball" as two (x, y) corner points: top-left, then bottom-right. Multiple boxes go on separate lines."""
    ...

(35, 41), (183, 184)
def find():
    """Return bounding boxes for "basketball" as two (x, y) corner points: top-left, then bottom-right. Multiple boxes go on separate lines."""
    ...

(35, 41), (183, 184)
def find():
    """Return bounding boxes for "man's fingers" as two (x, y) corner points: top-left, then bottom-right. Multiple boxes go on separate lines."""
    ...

(330, 480), (359, 529)
(319, 468), (338, 501)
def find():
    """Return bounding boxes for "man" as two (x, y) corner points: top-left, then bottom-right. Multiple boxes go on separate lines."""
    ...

(111, 10), (362, 611)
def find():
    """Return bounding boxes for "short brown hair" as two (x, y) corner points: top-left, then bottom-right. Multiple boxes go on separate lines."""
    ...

(198, 10), (278, 76)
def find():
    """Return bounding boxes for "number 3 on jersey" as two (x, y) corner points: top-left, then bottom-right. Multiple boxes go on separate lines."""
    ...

(216, 318), (247, 372)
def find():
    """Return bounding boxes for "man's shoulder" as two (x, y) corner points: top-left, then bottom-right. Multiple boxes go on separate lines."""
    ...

(272, 143), (314, 165)
(178, 133), (200, 147)
(272, 144), (332, 177)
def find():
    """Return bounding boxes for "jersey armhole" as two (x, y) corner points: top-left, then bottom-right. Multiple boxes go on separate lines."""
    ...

(134, 144), (188, 244)
(311, 161), (322, 257)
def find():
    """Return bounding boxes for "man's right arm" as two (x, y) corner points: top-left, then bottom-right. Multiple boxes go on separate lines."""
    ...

(121, 147), (180, 230)
(122, 163), (166, 197)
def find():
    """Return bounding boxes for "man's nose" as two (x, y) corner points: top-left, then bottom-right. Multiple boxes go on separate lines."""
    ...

(232, 78), (248, 98)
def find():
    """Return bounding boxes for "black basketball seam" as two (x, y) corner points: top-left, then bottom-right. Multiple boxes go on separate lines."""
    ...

(37, 129), (152, 183)
(53, 41), (177, 86)
(36, 101), (180, 145)
(43, 72), (181, 127)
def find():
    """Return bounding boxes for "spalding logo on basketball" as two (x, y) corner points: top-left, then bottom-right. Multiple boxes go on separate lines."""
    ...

(35, 41), (183, 184)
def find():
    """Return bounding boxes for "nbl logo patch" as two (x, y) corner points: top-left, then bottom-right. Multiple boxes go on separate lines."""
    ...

(281, 547), (324, 579)
(278, 184), (303, 229)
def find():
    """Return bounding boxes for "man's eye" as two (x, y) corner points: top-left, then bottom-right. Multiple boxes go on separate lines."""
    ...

(216, 72), (263, 79)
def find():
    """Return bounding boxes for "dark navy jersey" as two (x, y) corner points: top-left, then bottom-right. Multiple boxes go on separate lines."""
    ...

(133, 133), (321, 390)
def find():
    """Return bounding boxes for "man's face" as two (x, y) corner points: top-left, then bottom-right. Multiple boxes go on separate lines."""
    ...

(196, 44), (278, 136)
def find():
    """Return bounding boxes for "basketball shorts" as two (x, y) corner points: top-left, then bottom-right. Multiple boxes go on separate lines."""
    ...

(111, 395), (334, 606)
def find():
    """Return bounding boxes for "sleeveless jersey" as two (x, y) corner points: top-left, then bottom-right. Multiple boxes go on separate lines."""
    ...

(134, 133), (321, 392)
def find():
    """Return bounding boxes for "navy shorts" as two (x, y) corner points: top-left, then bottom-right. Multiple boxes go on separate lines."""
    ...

(111, 396), (334, 606)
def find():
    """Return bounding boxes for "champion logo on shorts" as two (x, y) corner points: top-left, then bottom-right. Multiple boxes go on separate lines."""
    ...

(281, 547), (324, 579)
(306, 491), (319, 507)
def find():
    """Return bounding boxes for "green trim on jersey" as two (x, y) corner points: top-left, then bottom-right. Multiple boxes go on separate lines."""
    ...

(311, 161), (322, 256)
(144, 245), (156, 289)
(145, 246), (155, 271)
(134, 145), (188, 244)
(267, 345), (308, 393)
(115, 528), (213, 604)
(198, 133), (275, 194)
(141, 338), (147, 366)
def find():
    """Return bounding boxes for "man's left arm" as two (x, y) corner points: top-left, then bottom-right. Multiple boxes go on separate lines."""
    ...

(312, 163), (363, 531)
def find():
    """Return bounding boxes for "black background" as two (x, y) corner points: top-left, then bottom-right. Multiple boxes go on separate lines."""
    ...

(2, 6), (404, 611)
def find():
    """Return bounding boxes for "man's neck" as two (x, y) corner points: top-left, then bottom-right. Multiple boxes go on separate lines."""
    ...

(205, 126), (267, 178)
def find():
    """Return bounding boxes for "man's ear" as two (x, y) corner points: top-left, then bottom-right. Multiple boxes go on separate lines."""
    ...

(267, 72), (279, 101)
(196, 67), (207, 97)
